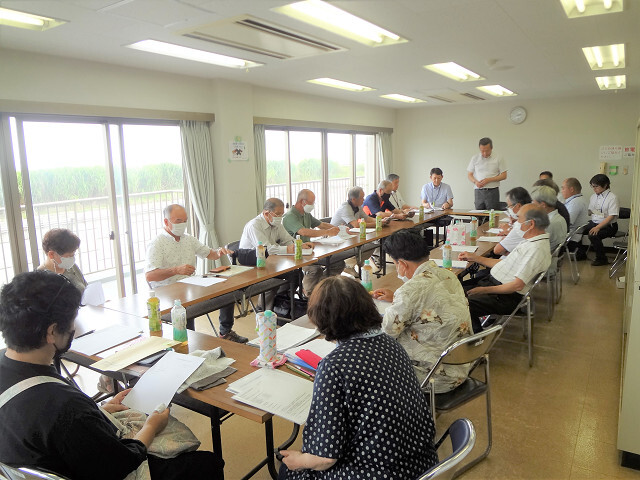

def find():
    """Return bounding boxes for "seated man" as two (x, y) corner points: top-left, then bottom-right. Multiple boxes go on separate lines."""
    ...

(459, 205), (552, 332)
(0, 271), (222, 480)
(144, 204), (243, 342)
(330, 186), (376, 229)
(494, 187), (532, 257)
(560, 177), (589, 254)
(239, 197), (313, 308)
(533, 178), (570, 229)
(283, 189), (342, 295)
(539, 171), (553, 180)
(363, 180), (407, 219)
(579, 174), (619, 266)
(531, 185), (568, 252)
(421, 167), (454, 210)
(387, 173), (416, 212)
(373, 230), (472, 392)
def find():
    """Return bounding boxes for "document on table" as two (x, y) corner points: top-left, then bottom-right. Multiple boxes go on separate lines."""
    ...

(179, 276), (227, 287)
(213, 265), (254, 277)
(477, 236), (502, 243)
(71, 324), (142, 356)
(313, 235), (347, 245)
(122, 351), (204, 415)
(284, 338), (336, 360)
(229, 368), (314, 425)
(450, 245), (478, 252)
(499, 217), (510, 223)
(248, 323), (320, 352)
(81, 282), (105, 306)
(91, 336), (180, 372)
(469, 209), (490, 213)
(277, 249), (314, 256)
(349, 228), (376, 234)
(432, 259), (469, 269)
(486, 228), (503, 234)
(374, 298), (391, 314)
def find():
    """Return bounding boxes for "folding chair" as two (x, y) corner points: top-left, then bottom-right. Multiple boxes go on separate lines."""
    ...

(609, 232), (628, 279)
(544, 242), (565, 319)
(420, 325), (503, 478)
(566, 223), (588, 284)
(496, 271), (546, 367)
(416, 418), (476, 480)
(0, 462), (70, 480)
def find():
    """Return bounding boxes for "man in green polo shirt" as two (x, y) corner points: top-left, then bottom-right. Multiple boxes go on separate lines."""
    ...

(283, 189), (345, 295)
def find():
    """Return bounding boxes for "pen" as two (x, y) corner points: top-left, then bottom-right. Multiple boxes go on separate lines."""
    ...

(286, 364), (314, 381)
(75, 329), (95, 339)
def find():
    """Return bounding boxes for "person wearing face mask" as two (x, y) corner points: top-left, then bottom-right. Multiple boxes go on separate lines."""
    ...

(459, 205), (552, 333)
(0, 271), (224, 480)
(38, 228), (87, 293)
(145, 204), (241, 342)
(493, 187), (532, 257)
(532, 178), (571, 229)
(283, 190), (345, 295)
(531, 185), (568, 253)
(371, 230), (472, 392)
(362, 180), (407, 219)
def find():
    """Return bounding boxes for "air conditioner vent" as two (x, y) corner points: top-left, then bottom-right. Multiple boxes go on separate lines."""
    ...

(460, 92), (486, 101)
(428, 95), (456, 103)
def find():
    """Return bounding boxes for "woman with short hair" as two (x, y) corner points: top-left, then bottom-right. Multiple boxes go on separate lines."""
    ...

(38, 228), (87, 293)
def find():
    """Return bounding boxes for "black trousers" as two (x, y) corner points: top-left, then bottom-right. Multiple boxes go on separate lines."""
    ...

(474, 188), (500, 210)
(465, 276), (524, 333)
(148, 451), (224, 480)
(579, 221), (618, 260)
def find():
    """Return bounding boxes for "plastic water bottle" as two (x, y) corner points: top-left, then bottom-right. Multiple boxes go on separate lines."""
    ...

(147, 291), (162, 334)
(442, 240), (453, 270)
(171, 299), (188, 342)
(257, 310), (277, 363)
(419, 205), (424, 222)
(359, 218), (367, 239)
(375, 214), (382, 231)
(256, 241), (266, 268)
(361, 260), (373, 292)
(489, 209), (496, 228)
(295, 235), (303, 260)
(470, 217), (478, 245)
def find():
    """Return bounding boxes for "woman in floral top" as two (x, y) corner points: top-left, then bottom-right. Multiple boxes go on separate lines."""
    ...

(373, 230), (472, 393)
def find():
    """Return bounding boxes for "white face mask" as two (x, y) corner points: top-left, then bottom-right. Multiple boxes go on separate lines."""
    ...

(170, 221), (187, 237)
(520, 220), (533, 236)
(512, 221), (525, 238)
(507, 207), (517, 219)
(397, 273), (409, 283)
(303, 203), (315, 214)
(271, 216), (283, 226)
(56, 254), (75, 270)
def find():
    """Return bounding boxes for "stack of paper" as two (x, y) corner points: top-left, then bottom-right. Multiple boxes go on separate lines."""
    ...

(314, 235), (346, 246)
(248, 323), (320, 352)
(179, 276), (227, 287)
(227, 368), (314, 425)
(487, 228), (503, 234)
(283, 338), (336, 372)
(72, 325), (142, 356)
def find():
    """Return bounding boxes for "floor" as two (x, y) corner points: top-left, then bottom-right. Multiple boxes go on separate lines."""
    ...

(72, 254), (640, 480)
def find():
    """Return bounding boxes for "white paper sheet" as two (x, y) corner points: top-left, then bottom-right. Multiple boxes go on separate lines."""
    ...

(499, 217), (510, 223)
(277, 249), (314, 256)
(348, 228), (376, 234)
(450, 245), (478, 252)
(313, 236), (347, 246)
(248, 323), (320, 352)
(229, 368), (314, 425)
(284, 338), (336, 360)
(91, 336), (180, 372)
(71, 324), (142, 356)
(469, 209), (490, 213)
(212, 265), (254, 277)
(374, 298), (391, 314)
(431, 259), (469, 269)
(123, 351), (204, 415)
(477, 236), (502, 243)
(81, 282), (105, 306)
(486, 228), (503, 234)
(178, 276), (227, 287)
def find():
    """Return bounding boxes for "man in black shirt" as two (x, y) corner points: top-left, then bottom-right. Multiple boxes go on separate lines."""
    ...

(0, 271), (222, 480)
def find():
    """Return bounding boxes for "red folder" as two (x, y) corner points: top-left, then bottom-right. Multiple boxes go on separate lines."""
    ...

(295, 349), (322, 369)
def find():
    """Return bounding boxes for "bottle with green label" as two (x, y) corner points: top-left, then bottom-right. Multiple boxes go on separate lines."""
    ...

(375, 214), (382, 231)
(361, 260), (373, 292)
(489, 209), (496, 228)
(419, 205), (424, 222)
(442, 240), (453, 270)
(470, 217), (478, 245)
(256, 241), (266, 268)
(359, 219), (367, 239)
(147, 291), (162, 333)
(295, 235), (303, 260)
(171, 299), (188, 342)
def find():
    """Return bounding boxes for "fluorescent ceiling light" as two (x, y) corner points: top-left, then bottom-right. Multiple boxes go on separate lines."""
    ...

(380, 94), (425, 104)
(0, 7), (66, 31)
(308, 78), (374, 92)
(476, 85), (517, 97)
(274, 0), (406, 47)
(424, 62), (484, 82)
(596, 75), (626, 90)
(559, 0), (623, 18)
(582, 44), (625, 70)
(126, 40), (262, 69)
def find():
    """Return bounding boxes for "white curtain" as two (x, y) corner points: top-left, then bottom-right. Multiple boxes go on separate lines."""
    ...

(254, 124), (267, 213)
(377, 131), (393, 180)
(180, 120), (221, 273)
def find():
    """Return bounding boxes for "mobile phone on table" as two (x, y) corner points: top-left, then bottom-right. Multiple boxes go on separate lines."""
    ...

(210, 265), (231, 273)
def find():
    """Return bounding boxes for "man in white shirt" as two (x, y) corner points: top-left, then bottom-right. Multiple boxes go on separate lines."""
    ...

(459, 205), (551, 332)
(144, 204), (244, 341)
(494, 187), (532, 257)
(578, 174), (619, 266)
(387, 174), (415, 212)
(531, 186), (568, 253)
(330, 186), (376, 228)
(560, 177), (589, 254)
(467, 137), (507, 210)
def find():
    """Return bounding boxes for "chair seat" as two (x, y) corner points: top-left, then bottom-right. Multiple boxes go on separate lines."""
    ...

(613, 241), (628, 249)
(435, 377), (488, 411)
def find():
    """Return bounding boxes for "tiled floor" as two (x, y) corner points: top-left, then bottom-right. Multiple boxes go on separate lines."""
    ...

(74, 256), (639, 479)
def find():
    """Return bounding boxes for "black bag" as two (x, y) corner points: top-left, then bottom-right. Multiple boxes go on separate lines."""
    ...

(272, 293), (308, 320)
(236, 248), (269, 266)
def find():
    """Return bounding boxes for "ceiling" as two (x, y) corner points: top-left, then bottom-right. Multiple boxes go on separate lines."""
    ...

(0, 0), (638, 108)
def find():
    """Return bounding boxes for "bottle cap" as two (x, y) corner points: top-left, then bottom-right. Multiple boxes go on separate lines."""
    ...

(149, 290), (155, 297)
(258, 241), (263, 245)
(364, 260), (370, 265)
(174, 299), (181, 306)
(264, 310), (274, 317)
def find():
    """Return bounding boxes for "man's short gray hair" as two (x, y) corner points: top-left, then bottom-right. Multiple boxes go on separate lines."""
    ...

(525, 207), (550, 230)
(378, 180), (391, 190)
(163, 204), (184, 220)
(386, 173), (399, 182)
(531, 186), (557, 208)
(263, 198), (284, 212)
(348, 186), (364, 201)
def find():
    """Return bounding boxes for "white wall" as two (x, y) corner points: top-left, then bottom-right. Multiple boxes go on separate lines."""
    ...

(395, 94), (640, 215)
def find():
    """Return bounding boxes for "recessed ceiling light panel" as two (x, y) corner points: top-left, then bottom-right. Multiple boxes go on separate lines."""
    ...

(559, 0), (623, 18)
(476, 85), (517, 97)
(596, 75), (626, 90)
(380, 94), (425, 103)
(0, 7), (66, 31)
(424, 62), (485, 82)
(582, 44), (625, 70)
(307, 78), (374, 91)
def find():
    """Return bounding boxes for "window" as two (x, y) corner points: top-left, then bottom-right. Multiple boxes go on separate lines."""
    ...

(265, 127), (379, 219)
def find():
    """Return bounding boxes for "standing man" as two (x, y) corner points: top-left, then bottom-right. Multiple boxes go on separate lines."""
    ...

(283, 189), (344, 295)
(387, 174), (415, 212)
(560, 178), (589, 253)
(145, 204), (244, 342)
(467, 137), (507, 210)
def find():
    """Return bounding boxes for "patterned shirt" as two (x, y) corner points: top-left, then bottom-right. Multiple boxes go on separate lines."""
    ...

(381, 261), (472, 393)
(145, 231), (211, 288)
(285, 333), (437, 479)
(491, 233), (552, 294)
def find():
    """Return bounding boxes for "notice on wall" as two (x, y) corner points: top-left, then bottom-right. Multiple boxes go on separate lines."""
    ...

(229, 137), (248, 161)
(599, 145), (623, 161)
(623, 146), (636, 160)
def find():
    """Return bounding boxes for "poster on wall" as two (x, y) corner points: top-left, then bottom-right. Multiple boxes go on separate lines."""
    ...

(623, 146), (636, 160)
(599, 145), (623, 161)
(229, 136), (249, 162)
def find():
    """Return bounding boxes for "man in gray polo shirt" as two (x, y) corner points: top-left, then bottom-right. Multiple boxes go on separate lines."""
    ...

(331, 186), (376, 228)
(467, 137), (507, 210)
